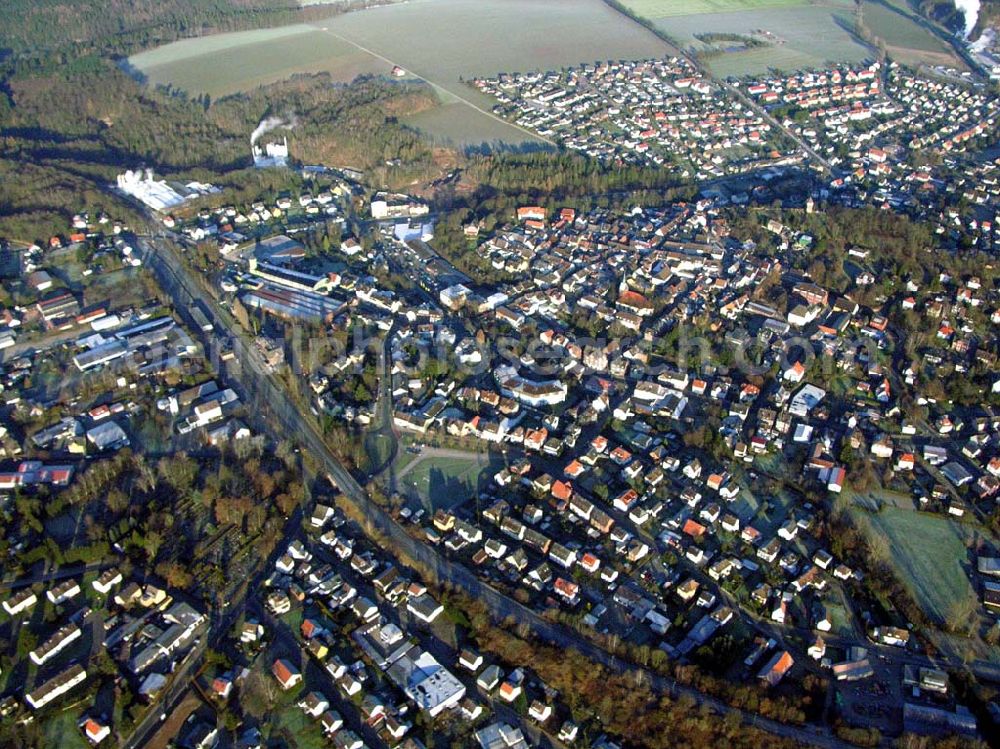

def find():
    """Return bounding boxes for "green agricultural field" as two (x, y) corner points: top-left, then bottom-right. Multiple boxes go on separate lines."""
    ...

(861, 0), (963, 67)
(859, 507), (978, 625)
(403, 101), (556, 148)
(129, 26), (382, 98)
(398, 451), (499, 512)
(128, 0), (669, 147)
(624, 0), (809, 17)
(621, 0), (872, 76)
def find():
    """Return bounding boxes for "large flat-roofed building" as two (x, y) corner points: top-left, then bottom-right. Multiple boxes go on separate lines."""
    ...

(903, 703), (977, 737)
(116, 169), (218, 212)
(255, 234), (306, 264)
(476, 722), (529, 749)
(789, 384), (826, 417)
(371, 191), (429, 220)
(386, 646), (465, 717)
(113, 316), (175, 342)
(248, 258), (334, 294)
(240, 286), (347, 323)
(86, 420), (130, 451)
(73, 340), (128, 372)
(495, 365), (567, 407)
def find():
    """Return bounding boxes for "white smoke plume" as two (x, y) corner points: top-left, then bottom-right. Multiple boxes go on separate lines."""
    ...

(250, 114), (299, 146)
(954, 0), (981, 38)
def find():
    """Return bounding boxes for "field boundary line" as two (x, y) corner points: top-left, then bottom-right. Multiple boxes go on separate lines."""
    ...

(310, 24), (555, 147)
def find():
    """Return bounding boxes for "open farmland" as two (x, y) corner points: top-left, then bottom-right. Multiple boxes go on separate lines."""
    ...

(620, 0), (872, 76)
(402, 102), (555, 148)
(129, 0), (670, 147)
(624, 0), (806, 15)
(861, 0), (964, 68)
(128, 25), (383, 97)
(857, 507), (978, 626)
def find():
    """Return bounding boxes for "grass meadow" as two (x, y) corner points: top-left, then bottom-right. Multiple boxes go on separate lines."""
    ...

(861, 0), (964, 68)
(859, 507), (977, 625)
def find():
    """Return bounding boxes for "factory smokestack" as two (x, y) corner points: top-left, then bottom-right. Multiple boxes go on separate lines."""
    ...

(953, 0), (980, 39)
(250, 115), (288, 146)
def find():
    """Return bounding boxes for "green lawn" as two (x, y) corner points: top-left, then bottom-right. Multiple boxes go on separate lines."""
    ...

(826, 601), (855, 637)
(399, 452), (499, 512)
(860, 507), (977, 625)
(363, 431), (395, 474)
(271, 704), (329, 749)
(43, 711), (90, 749)
(281, 605), (304, 636)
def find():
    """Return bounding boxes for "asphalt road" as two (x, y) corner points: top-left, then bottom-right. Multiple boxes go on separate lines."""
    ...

(718, 78), (838, 177)
(139, 234), (854, 748)
(0, 325), (82, 363)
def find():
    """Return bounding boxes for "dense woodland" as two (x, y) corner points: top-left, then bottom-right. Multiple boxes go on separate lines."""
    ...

(5, 442), (304, 607)
(0, 0), (392, 58)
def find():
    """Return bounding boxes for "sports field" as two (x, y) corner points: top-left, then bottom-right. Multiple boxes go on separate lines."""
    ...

(398, 451), (499, 511)
(861, 507), (977, 625)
